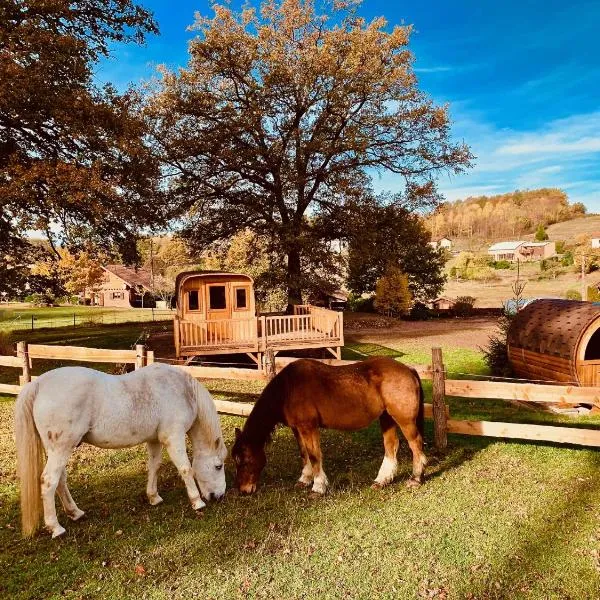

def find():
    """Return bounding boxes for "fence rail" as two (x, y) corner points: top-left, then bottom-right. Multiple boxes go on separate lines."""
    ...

(2, 344), (600, 449)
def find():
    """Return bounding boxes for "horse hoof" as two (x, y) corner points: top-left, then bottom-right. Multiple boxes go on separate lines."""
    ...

(309, 491), (324, 500)
(192, 498), (206, 511)
(148, 494), (163, 506)
(295, 480), (312, 488)
(51, 525), (66, 539)
(68, 509), (85, 521)
(405, 478), (422, 489)
(371, 482), (384, 490)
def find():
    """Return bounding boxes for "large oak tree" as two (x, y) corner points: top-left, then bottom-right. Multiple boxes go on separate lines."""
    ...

(148, 0), (472, 306)
(1, 0), (161, 260)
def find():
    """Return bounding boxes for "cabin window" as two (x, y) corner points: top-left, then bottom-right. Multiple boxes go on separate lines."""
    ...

(209, 285), (227, 310)
(188, 290), (200, 311)
(235, 287), (248, 310)
(111, 292), (124, 300)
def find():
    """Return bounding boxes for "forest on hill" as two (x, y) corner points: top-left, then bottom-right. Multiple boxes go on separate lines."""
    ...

(428, 189), (587, 241)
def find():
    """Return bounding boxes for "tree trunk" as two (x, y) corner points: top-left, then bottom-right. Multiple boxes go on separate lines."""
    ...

(286, 247), (303, 312)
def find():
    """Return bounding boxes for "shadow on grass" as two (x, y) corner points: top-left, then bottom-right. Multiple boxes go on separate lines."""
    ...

(342, 342), (406, 360)
(462, 449), (600, 598)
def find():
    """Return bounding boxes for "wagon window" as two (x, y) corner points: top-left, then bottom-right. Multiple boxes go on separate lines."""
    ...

(209, 285), (227, 310)
(188, 290), (200, 311)
(584, 329), (600, 360)
(235, 287), (248, 310)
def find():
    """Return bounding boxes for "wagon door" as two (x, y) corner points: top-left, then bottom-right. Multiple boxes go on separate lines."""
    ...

(206, 282), (231, 343)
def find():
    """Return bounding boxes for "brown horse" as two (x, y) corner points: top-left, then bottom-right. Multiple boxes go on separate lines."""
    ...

(232, 357), (427, 495)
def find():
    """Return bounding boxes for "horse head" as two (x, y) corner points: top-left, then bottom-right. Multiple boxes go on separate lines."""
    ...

(232, 427), (266, 494)
(192, 436), (227, 501)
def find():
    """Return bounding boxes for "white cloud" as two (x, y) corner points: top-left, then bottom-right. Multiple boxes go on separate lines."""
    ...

(414, 66), (454, 73)
(496, 112), (600, 156)
(435, 110), (600, 211)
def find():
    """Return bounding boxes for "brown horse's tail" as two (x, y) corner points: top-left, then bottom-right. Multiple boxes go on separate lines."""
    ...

(414, 370), (425, 439)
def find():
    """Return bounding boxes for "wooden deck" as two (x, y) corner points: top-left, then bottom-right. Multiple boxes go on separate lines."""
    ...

(175, 305), (343, 360)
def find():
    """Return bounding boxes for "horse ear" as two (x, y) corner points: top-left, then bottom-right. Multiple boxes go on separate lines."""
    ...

(235, 427), (241, 440)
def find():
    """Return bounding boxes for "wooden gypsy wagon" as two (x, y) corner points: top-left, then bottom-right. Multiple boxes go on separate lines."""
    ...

(507, 299), (600, 386)
(174, 271), (344, 366)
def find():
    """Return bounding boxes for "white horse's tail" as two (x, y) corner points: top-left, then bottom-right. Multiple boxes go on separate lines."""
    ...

(15, 381), (44, 537)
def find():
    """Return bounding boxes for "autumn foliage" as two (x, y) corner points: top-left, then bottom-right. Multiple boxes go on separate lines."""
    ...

(148, 0), (472, 306)
(428, 189), (585, 241)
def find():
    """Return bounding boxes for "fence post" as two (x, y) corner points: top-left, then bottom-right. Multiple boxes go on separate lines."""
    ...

(264, 348), (276, 380)
(174, 315), (180, 358)
(432, 347), (448, 450)
(146, 350), (155, 366)
(135, 344), (146, 370)
(17, 341), (31, 385)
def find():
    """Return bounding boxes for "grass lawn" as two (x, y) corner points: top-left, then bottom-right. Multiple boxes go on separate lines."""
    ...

(1, 326), (600, 598)
(0, 304), (173, 333)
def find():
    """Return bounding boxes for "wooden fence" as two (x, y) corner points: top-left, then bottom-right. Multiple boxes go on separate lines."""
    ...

(2, 343), (600, 449)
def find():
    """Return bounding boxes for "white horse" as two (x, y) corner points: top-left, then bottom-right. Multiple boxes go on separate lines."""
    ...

(15, 362), (227, 538)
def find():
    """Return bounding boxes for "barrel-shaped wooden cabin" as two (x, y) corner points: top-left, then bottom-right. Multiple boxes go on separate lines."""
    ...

(174, 271), (344, 365)
(507, 299), (600, 385)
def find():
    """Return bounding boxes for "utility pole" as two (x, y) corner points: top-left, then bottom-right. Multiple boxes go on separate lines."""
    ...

(149, 237), (155, 293)
(581, 254), (587, 301)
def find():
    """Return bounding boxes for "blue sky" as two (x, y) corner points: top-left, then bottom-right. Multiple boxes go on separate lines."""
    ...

(97, 0), (600, 211)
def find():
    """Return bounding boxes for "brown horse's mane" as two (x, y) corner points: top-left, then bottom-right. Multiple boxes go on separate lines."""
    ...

(239, 370), (287, 448)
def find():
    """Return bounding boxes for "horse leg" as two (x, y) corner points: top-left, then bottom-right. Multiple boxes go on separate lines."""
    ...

(373, 412), (399, 488)
(41, 449), (71, 538)
(292, 428), (313, 486)
(146, 442), (163, 506)
(298, 428), (328, 495)
(163, 435), (206, 510)
(57, 469), (85, 521)
(397, 421), (427, 487)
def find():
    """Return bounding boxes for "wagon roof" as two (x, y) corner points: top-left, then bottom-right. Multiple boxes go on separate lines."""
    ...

(507, 299), (600, 360)
(175, 270), (254, 289)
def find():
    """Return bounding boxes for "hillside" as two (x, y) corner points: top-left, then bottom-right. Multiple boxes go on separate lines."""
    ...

(443, 264), (600, 308)
(531, 214), (600, 243)
(428, 188), (586, 245)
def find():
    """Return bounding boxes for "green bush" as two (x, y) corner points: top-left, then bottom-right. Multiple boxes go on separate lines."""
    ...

(492, 260), (511, 269)
(347, 293), (375, 313)
(587, 286), (600, 302)
(565, 289), (582, 301)
(408, 301), (432, 321)
(555, 240), (566, 254)
(561, 251), (574, 266)
(482, 311), (514, 377)
(535, 224), (549, 241)
(453, 296), (476, 317)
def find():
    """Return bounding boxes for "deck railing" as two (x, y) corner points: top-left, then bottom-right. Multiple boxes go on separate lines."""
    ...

(179, 318), (258, 350)
(264, 306), (342, 343)
(177, 305), (343, 354)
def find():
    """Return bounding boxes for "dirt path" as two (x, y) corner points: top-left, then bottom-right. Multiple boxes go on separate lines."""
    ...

(346, 317), (497, 352)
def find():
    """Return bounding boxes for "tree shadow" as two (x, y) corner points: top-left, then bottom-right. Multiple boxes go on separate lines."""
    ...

(457, 447), (600, 598)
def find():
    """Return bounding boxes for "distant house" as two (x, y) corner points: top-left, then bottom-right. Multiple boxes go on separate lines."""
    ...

(429, 297), (456, 311)
(310, 289), (348, 311)
(428, 237), (453, 250)
(591, 233), (600, 249)
(488, 241), (556, 262)
(96, 265), (154, 308)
